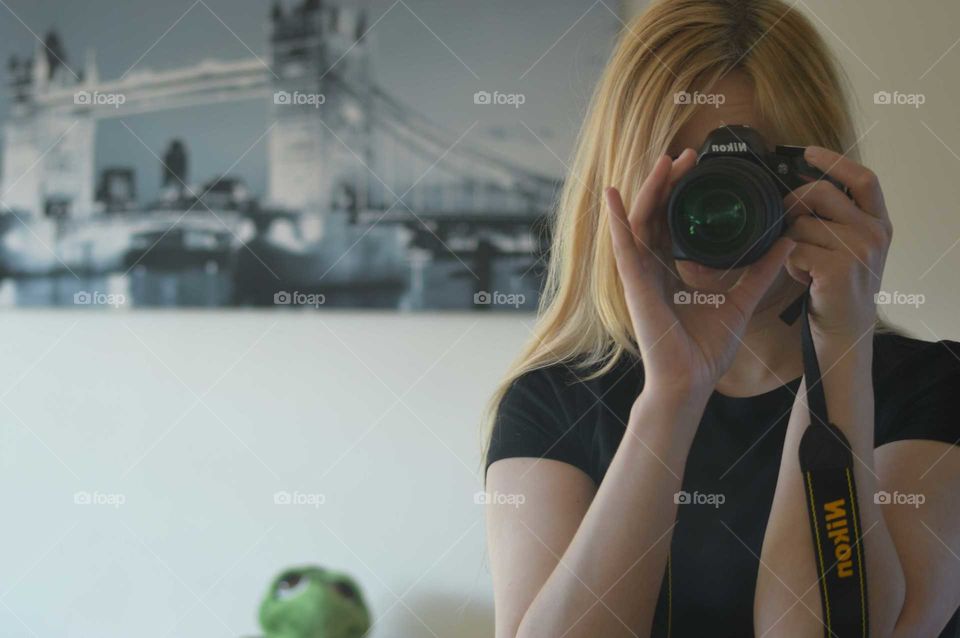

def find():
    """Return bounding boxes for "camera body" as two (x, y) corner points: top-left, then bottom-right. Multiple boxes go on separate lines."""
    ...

(667, 125), (845, 268)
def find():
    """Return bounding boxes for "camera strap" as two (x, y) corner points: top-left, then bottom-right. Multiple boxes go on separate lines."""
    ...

(779, 288), (869, 638)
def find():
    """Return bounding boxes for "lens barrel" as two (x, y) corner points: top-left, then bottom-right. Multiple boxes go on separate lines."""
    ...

(667, 157), (784, 268)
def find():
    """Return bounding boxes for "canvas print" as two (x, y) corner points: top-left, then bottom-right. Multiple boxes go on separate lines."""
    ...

(0, 0), (618, 310)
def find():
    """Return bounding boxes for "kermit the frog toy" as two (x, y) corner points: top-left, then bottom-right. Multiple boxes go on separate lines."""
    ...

(258, 565), (371, 638)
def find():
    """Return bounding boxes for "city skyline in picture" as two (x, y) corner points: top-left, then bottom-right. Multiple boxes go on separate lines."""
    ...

(0, 0), (620, 310)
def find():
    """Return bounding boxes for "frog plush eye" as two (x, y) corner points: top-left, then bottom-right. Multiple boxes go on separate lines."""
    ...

(275, 572), (311, 600)
(331, 579), (359, 602)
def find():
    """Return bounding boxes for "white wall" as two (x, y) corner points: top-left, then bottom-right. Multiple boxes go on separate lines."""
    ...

(0, 311), (530, 637)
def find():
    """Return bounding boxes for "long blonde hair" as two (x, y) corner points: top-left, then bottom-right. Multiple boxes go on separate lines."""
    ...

(483, 0), (861, 454)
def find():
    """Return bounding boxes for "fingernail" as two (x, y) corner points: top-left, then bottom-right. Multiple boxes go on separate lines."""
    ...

(804, 146), (821, 161)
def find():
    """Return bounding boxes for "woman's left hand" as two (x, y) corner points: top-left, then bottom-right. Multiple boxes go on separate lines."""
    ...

(783, 147), (893, 345)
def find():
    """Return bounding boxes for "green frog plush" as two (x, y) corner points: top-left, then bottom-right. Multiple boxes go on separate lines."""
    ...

(259, 566), (371, 638)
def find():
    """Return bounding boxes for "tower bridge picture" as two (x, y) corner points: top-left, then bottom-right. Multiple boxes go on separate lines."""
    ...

(0, 0), (561, 309)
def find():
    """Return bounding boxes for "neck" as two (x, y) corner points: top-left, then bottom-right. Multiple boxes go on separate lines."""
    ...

(715, 278), (806, 397)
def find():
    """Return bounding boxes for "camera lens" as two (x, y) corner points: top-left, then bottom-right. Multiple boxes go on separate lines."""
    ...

(676, 179), (749, 244)
(668, 158), (783, 268)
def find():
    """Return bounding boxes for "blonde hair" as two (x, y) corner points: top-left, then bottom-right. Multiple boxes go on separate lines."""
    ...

(482, 0), (864, 456)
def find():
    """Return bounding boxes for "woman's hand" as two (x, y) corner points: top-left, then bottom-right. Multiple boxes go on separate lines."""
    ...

(783, 147), (893, 346)
(605, 151), (796, 398)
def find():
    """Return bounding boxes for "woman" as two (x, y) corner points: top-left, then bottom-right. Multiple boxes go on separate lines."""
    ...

(483, 1), (960, 636)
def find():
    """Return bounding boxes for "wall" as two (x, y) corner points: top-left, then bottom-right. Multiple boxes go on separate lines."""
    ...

(0, 311), (529, 637)
(3, 1), (959, 637)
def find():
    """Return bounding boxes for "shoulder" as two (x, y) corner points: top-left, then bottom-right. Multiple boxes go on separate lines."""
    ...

(873, 331), (960, 390)
(874, 332), (960, 447)
(875, 331), (960, 370)
(499, 354), (643, 421)
(486, 354), (643, 477)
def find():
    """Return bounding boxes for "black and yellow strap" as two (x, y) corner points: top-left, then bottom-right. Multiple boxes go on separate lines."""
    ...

(781, 289), (869, 637)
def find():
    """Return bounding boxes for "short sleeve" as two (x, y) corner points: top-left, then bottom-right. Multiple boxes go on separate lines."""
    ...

(876, 339), (960, 447)
(484, 366), (593, 479)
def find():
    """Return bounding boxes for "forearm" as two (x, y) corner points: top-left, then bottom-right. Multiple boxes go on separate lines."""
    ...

(517, 385), (708, 638)
(756, 338), (906, 636)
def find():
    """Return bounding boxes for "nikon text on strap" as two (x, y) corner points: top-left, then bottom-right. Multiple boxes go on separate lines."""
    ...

(780, 289), (869, 637)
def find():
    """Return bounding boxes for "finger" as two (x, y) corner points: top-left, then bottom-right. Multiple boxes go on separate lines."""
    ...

(659, 148), (698, 208)
(606, 186), (651, 281)
(628, 154), (673, 245)
(727, 237), (796, 316)
(785, 214), (850, 251)
(785, 242), (833, 284)
(784, 259), (811, 287)
(784, 180), (872, 227)
(803, 146), (887, 223)
(605, 186), (674, 347)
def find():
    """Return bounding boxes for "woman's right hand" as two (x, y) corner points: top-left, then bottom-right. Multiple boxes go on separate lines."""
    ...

(604, 151), (796, 399)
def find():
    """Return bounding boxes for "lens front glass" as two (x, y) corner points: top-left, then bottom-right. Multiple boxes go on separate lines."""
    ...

(675, 175), (757, 259)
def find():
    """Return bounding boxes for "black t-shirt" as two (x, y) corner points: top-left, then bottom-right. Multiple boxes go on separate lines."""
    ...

(486, 333), (960, 637)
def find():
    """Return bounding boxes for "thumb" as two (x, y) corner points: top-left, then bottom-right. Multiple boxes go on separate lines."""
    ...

(728, 238), (796, 316)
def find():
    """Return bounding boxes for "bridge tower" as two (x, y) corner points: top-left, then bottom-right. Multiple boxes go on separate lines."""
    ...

(2, 31), (96, 219)
(267, 0), (373, 212)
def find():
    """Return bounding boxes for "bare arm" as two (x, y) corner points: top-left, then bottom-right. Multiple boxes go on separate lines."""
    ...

(755, 341), (906, 636)
(879, 441), (960, 637)
(756, 358), (960, 637)
(487, 389), (707, 638)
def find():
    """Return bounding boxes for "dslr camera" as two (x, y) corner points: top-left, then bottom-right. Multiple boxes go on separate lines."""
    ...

(667, 125), (845, 269)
